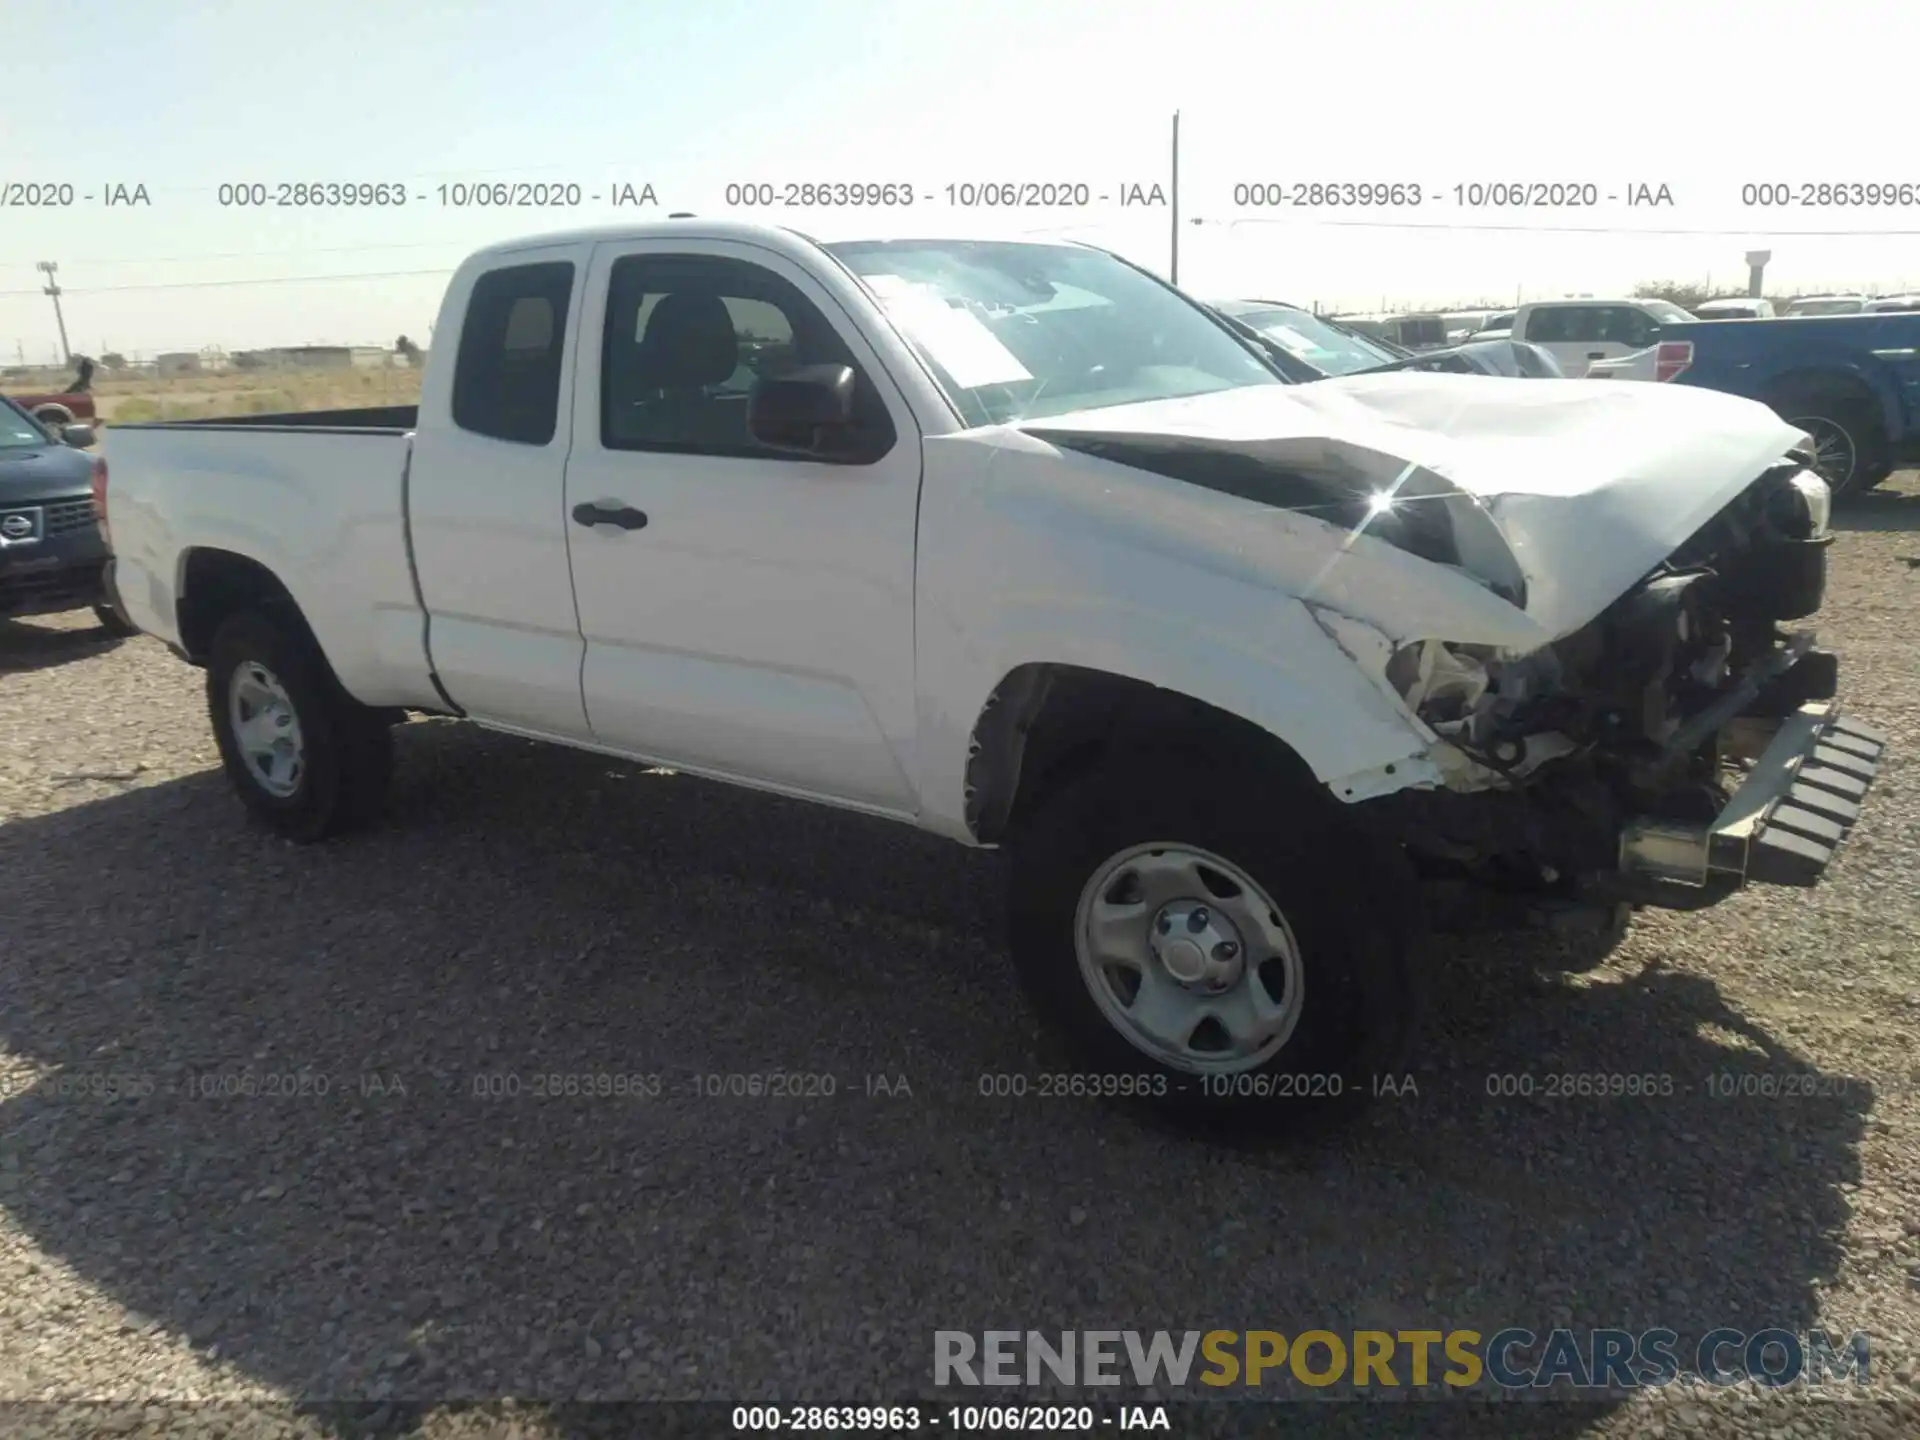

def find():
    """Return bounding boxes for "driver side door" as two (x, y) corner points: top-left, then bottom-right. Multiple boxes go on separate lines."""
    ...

(561, 241), (926, 815)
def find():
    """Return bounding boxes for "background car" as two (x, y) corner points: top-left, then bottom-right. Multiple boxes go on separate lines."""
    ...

(1355, 336), (1565, 378)
(1466, 310), (1517, 341)
(1505, 297), (1695, 377)
(1784, 295), (1868, 316)
(0, 396), (131, 635)
(1209, 300), (1562, 380)
(1693, 298), (1775, 320)
(1207, 299), (1407, 376)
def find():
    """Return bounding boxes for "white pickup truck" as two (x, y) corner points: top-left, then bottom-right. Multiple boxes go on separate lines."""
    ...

(99, 220), (1885, 1132)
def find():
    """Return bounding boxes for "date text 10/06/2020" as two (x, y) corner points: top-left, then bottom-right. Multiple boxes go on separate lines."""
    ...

(730, 1405), (1171, 1432)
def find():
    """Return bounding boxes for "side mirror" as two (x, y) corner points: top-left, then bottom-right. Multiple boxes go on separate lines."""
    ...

(748, 363), (856, 454)
(61, 423), (96, 448)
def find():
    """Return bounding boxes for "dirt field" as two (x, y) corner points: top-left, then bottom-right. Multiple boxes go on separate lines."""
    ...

(0, 476), (1917, 1438)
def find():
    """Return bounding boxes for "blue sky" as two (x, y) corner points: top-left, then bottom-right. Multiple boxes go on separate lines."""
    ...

(3, 0), (1918, 359)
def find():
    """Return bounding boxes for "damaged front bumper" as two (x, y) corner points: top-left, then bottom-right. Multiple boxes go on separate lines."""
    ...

(1616, 701), (1887, 904)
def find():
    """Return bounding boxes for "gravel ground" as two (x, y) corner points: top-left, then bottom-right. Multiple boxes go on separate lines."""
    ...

(2, 477), (1918, 1440)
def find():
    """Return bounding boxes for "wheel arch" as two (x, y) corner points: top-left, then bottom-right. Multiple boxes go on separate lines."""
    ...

(1760, 364), (1896, 440)
(965, 662), (1334, 846)
(175, 547), (314, 665)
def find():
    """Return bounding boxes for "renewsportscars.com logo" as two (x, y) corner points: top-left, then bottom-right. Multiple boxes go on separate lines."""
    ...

(933, 1328), (1872, 1392)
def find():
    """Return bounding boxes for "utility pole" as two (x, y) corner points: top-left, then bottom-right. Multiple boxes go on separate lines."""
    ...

(1169, 111), (1180, 286)
(36, 262), (71, 364)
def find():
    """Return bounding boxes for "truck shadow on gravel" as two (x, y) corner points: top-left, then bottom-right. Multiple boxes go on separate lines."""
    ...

(0, 721), (1876, 1437)
(0, 617), (126, 674)
(1832, 485), (1920, 533)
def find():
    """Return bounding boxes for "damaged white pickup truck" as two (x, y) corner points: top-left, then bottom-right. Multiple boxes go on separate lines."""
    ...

(98, 221), (1886, 1130)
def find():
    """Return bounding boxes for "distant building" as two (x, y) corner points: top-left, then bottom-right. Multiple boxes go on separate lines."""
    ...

(156, 352), (203, 377)
(229, 345), (395, 371)
(276, 346), (353, 370)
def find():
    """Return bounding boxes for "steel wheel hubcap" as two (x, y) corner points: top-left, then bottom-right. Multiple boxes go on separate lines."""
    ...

(1074, 843), (1306, 1074)
(228, 661), (305, 798)
(1789, 417), (1856, 487)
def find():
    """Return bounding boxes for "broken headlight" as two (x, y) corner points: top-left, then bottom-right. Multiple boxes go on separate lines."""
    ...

(1764, 468), (1832, 541)
(1385, 639), (1567, 755)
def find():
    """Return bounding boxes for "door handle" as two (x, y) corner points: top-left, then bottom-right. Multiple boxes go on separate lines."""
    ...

(572, 500), (649, 530)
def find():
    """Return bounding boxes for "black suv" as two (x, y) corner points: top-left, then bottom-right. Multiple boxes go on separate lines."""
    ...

(0, 396), (132, 633)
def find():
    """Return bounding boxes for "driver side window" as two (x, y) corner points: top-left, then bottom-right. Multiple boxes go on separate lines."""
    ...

(600, 254), (895, 461)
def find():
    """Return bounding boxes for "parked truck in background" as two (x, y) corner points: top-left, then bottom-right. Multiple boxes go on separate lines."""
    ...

(1584, 311), (1920, 492)
(95, 220), (1884, 1134)
(1506, 297), (1696, 378)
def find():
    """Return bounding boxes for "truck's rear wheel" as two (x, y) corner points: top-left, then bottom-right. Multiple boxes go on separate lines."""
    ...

(207, 611), (392, 842)
(1774, 392), (1887, 496)
(1006, 747), (1422, 1135)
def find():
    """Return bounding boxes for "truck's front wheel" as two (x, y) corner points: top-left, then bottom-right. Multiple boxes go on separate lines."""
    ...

(1006, 748), (1422, 1135)
(207, 611), (393, 842)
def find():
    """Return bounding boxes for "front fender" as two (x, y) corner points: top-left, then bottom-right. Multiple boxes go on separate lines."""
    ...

(915, 580), (1445, 842)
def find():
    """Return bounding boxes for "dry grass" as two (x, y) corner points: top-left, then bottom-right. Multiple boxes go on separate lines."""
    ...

(6, 364), (423, 426)
(89, 367), (424, 425)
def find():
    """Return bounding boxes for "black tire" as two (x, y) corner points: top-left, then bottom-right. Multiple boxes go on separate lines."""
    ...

(1772, 391), (1888, 497)
(91, 600), (137, 638)
(1006, 744), (1424, 1136)
(206, 609), (393, 842)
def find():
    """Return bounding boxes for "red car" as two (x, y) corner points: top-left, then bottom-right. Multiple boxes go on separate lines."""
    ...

(7, 357), (99, 426)
(8, 389), (96, 426)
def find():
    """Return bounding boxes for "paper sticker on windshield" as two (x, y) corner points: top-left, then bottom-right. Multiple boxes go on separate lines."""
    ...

(880, 289), (1033, 388)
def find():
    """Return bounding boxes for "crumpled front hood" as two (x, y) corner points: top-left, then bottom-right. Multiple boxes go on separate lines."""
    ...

(1021, 373), (1810, 641)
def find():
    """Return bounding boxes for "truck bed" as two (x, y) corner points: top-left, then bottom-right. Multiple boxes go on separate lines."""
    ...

(102, 417), (443, 712)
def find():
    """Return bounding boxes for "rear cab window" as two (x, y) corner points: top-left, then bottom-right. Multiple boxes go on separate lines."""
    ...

(451, 261), (576, 445)
(1396, 316), (1447, 348)
(1522, 306), (1601, 343)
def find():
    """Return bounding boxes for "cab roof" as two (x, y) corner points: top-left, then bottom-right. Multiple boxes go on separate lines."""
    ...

(460, 218), (1105, 265)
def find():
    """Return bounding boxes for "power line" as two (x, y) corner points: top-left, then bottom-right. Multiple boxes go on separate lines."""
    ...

(0, 267), (455, 298)
(5, 215), (1916, 281)
(1194, 216), (1920, 236)
(0, 240), (467, 268)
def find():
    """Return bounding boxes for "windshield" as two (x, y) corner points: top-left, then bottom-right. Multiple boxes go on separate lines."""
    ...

(0, 400), (51, 450)
(1790, 298), (1865, 315)
(826, 240), (1281, 425)
(1229, 307), (1396, 375)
